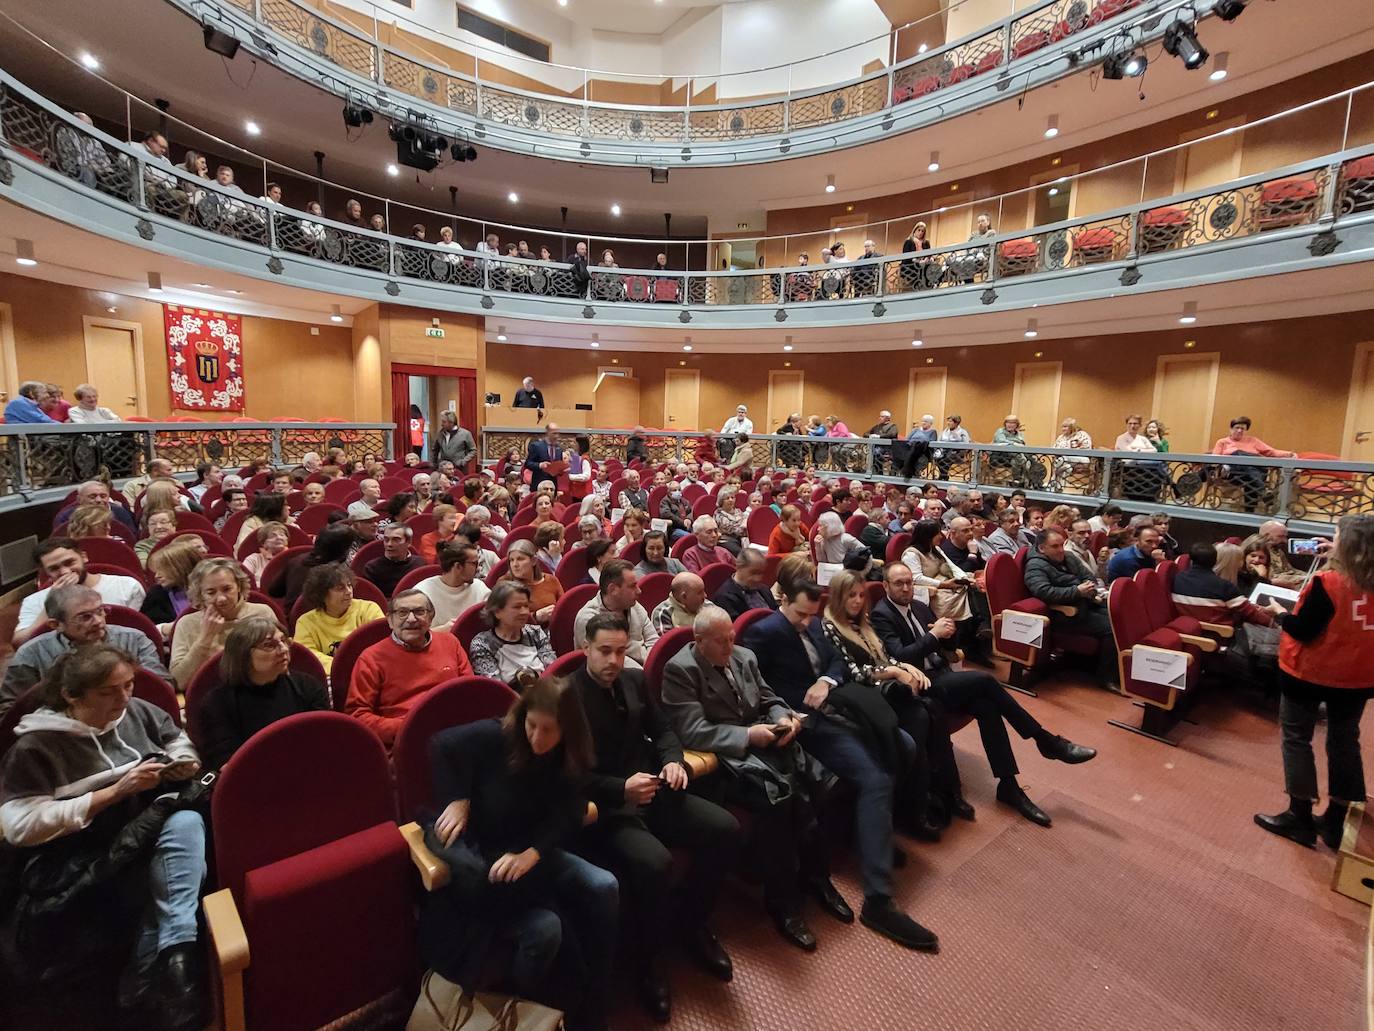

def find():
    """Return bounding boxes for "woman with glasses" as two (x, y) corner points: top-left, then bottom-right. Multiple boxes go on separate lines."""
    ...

(197, 616), (330, 769)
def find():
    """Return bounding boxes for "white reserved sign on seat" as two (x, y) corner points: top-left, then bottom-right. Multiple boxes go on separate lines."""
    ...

(650, 518), (670, 533)
(999, 611), (1045, 648)
(1130, 645), (1189, 689)
(816, 562), (843, 586)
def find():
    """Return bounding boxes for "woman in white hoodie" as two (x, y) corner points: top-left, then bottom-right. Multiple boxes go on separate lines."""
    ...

(0, 643), (207, 1026)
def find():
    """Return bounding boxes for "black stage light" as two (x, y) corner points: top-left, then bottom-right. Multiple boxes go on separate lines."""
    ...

(1103, 50), (1147, 79)
(461, 144), (477, 162)
(1213, 0), (1248, 21)
(650, 166), (669, 183)
(342, 103), (374, 128)
(1164, 22), (1208, 69)
(450, 141), (467, 162)
(203, 24), (241, 59)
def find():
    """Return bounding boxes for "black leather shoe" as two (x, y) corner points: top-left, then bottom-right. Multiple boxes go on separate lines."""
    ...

(687, 925), (733, 982)
(1254, 808), (1317, 847)
(949, 796), (976, 822)
(860, 896), (939, 953)
(637, 966), (672, 1024)
(1318, 804), (1349, 850)
(808, 878), (855, 923)
(769, 911), (818, 951)
(1038, 734), (1098, 764)
(907, 818), (943, 843)
(996, 782), (1052, 827)
(155, 943), (208, 1031)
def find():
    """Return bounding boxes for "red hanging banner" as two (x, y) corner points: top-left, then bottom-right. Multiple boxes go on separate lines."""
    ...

(163, 304), (245, 411)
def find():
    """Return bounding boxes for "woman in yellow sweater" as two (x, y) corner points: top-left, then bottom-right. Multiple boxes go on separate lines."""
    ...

(292, 563), (384, 673)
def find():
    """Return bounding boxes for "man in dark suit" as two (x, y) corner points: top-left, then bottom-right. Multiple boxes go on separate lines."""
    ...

(872, 562), (1097, 827)
(660, 607), (842, 952)
(711, 547), (778, 622)
(743, 582), (939, 953)
(523, 422), (563, 493)
(571, 613), (738, 1022)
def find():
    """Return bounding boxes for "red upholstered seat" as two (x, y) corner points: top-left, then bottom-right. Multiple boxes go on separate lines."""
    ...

(670, 534), (698, 560)
(1107, 577), (1196, 732)
(392, 677), (518, 822)
(1088, 0), (1141, 23)
(690, 495), (716, 521)
(293, 504), (342, 537)
(747, 506), (779, 546)
(733, 607), (774, 638)
(885, 531), (912, 564)
(555, 546), (593, 590)
(910, 74), (941, 98)
(70, 537), (143, 578)
(1260, 176), (1318, 204)
(327, 619), (393, 711)
(1257, 176), (1320, 229)
(682, 483), (707, 504)
(405, 513), (437, 538)
(484, 557), (512, 587)
(843, 513), (869, 537)
(545, 650), (587, 679)
(946, 63), (974, 84)
(286, 579), (386, 634)
(1012, 30), (1049, 58)
(323, 478), (357, 503)
(133, 668), (181, 725)
(698, 562), (735, 599)
(394, 564), (441, 596)
(550, 583), (598, 655)
(451, 603), (488, 654)
(185, 643), (326, 750)
(1142, 206), (1189, 226)
(151, 528), (233, 560)
(209, 712), (416, 1031)
(1073, 226), (1118, 262)
(643, 627), (694, 704)
(637, 572), (673, 614)
(973, 50), (1004, 75)
(498, 524), (537, 556)
(258, 546), (312, 598)
(349, 539), (384, 576)
(1134, 568), (1204, 639)
(106, 604), (168, 659)
(620, 539), (645, 565)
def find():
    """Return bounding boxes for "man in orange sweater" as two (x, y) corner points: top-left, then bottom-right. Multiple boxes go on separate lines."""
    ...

(345, 589), (471, 748)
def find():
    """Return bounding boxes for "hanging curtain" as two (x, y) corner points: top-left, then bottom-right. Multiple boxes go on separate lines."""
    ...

(458, 374), (478, 472)
(390, 371), (410, 459)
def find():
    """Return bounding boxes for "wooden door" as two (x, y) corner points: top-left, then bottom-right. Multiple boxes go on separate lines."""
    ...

(0, 302), (17, 408)
(663, 369), (700, 431)
(1341, 342), (1374, 460)
(1177, 121), (1244, 193)
(1010, 362), (1062, 445)
(767, 370), (804, 431)
(1152, 352), (1219, 454)
(905, 366), (947, 433)
(82, 317), (146, 417)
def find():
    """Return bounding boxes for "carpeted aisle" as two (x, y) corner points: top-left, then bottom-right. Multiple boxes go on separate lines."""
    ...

(618, 674), (1370, 1030)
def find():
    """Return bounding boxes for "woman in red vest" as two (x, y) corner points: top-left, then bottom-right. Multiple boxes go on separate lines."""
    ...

(1256, 515), (1374, 849)
(409, 403), (426, 457)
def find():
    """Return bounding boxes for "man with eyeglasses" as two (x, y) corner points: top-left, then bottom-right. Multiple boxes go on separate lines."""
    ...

(345, 589), (472, 749)
(415, 543), (490, 634)
(1, 585), (170, 716)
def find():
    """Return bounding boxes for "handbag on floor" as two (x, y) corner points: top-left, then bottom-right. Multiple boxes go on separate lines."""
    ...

(407, 970), (563, 1031)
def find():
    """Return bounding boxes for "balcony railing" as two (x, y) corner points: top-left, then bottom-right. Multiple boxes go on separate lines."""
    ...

(480, 428), (1374, 533)
(0, 422), (394, 501)
(4, 63), (1373, 328)
(177, 0), (1201, 162)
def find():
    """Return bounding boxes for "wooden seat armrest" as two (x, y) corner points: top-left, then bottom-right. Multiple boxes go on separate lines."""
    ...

(1198, 621), (1235, 639)
(203, 887), (249, 1031)
(399, 821), (450, 892)
(684, 750), (719, 778)
(1178, 633), (1218, 653)
(1050, 604), (1078, 618)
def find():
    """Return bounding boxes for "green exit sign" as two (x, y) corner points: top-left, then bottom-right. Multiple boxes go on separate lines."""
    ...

(425, 326), (445, 338)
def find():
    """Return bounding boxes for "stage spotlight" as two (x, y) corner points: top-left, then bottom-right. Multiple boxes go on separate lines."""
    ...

(1164, 22), (1208, 70)
(650, 167), (669, 183)
(342, 103), (374, 128)
(1213, 0), (1248, 21)
(202, 24), (240, 59)
(1103, 50), (1146, 79)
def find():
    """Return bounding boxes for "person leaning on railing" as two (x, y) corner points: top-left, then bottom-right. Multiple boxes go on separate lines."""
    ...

(1211, 416), (1295, 513)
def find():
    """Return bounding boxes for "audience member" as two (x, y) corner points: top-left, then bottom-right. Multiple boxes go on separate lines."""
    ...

(420, 678), (613, 1030)
(236, 491), (290, 550)
(635, 531), (685, 578)
(242, 521), (290, 586)
(1104, 524), (1164, 583)
(198, 617), (330, 769)
(362, 524), (424, 597)
(293, 563), (385, 672)
(650, 571), (716, 634)
(346, 590), (473, 749)
(1171, 542), (1281, 628)
(571, 613), (739, 1018)
(1245, 520), (1309, 588)
(135, 509), (179, 565)
(661, 607), (844, 951)
(1023, 529), (1117, 689)
(504, 538), (563, 624)
(712, 548), (778, 621)
(618, 469), (649, 511)
(467, 581), (555, 686)
(573, 559), (659, 666)
(56, 480), (138, 534)
(768, 504), (810, 556)
(142, 535), (204, 633)
(1212, 416), (1295, 512)
(658, 485), (692, 542)
(524, 422), (564, 492)
(535, 520), (567, 575)
(169, 558), (276, 685)
(66, 383), (121, 423)
(15, 538), (147, 647)
(275, 524), (354, 609)
(682, 516), (734, 573)
(4, 380), (57, 424)
(416, 543), (492, 633)
(66, 504), (113, 541)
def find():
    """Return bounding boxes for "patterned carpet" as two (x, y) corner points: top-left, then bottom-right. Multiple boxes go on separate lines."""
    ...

(613, 670), (1369, 1030)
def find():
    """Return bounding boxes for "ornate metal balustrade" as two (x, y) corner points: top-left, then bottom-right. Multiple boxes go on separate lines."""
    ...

(176, 0), (1201, 162)
(481, 428), (1374, 532)
(0, 423), (394, 501)
(3, 66), (1373, 329)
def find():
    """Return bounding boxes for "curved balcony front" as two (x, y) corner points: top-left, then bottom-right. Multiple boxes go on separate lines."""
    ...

(3, 67), (1374, 332)
(171, 0), (1204, 166)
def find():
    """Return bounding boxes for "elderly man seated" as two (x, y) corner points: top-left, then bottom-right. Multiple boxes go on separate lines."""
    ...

(573, 559), (659, 667)
(985, 509), (1031, 555)
(661, 607), (847, 952)
(619, 468), (650, 512)
(15, 537), (147, 647)
(348, 477), (384, 520)
(1023, 529), (1117, 690)
(682, 515), (734, 573)
(122, 457), (176, 507)
(345, 589), (472, 750)
(56, 480), (139, 534)
(1, 585), (170, 715)
(364, 524), (427, 597)
(712, 547), (779, 621)
(651, 571), (717, 634)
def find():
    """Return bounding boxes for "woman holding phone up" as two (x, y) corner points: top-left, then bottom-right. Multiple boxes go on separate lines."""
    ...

(1256, 515), (1374, 849)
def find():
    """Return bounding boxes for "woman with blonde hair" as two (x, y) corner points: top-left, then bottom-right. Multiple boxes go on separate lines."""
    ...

(170, 557), (276, 684)
(1213, 541), (1245, 583)
(142, 535), (207, 634)
(143, 478), (190, 514)
(714, 488), (747, 555)
(771, 552), (816, 605)
(66, 504), (112, 540)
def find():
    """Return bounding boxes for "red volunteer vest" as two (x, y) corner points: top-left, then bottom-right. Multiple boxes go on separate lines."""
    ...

(1278, 569), (1374, 689)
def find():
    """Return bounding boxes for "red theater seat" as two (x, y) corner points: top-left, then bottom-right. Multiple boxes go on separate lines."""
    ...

(1106, 576), (1198, 743)
(1257, 176), (1320, 230)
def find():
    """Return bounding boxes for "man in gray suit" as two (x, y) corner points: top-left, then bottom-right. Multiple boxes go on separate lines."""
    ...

(660, 606), (847, 952)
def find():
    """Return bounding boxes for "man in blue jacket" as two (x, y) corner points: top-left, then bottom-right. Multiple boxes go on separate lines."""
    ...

(4, 381), (57, 424)
(743, 581), (939, 953)
(523, 422), (564, 492)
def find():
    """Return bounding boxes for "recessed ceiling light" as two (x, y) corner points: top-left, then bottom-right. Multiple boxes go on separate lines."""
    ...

(147, 271), (162, 291)
(911, 335), (923, 347)
(508, 191), (519, 203)
(682, 339), (693, 352)
(610, 203), (621, 216)
(329, 304), (343, 323)
(824, 174), (836, 194)
(1179, 301), (1198, 324)
(245, 120), (261, 136)
(79, 51), (100, 71)
(590, 339), (600, 348)
(1044, 114), (1059, 139)
(1024, 318), (1038, 338)
(496, 325), (508, 342)
(386, 164), (399, 177)
(1209, 52), (1229, 81)
(1048, 187), (1059, 197)
(15, 239), (37, 266)
(783, 336), (793, 352)
(927, 150), (940, 173)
